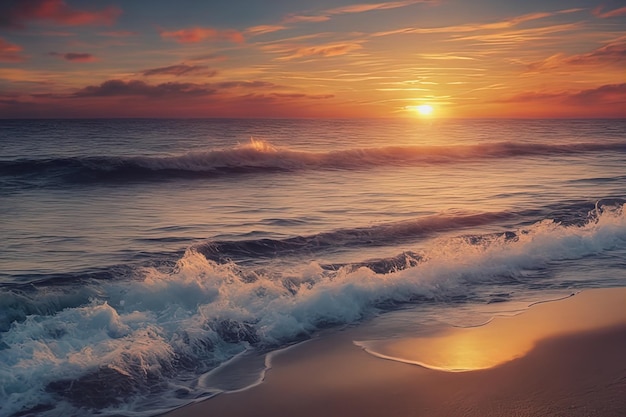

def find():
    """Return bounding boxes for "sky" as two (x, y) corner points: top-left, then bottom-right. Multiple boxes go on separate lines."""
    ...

(0, 0), (625, 119)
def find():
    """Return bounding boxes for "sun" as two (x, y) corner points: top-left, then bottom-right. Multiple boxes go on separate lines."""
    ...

(416, 104), (433, 115)
(406, 104), (434, 117)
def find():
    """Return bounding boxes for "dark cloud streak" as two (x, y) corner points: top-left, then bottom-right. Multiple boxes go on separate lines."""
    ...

(527, 38), (626, 71)
(566, 83), (626, 105)
(494, 83), (626, 105)
(49, 51), (96, 62)
(141, 64), (216, 77)
(72, 79), (217, 98)
(33, 79), (332, 104)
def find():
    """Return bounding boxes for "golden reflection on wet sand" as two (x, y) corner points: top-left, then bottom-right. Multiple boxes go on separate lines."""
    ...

(358, 288), (626, 371)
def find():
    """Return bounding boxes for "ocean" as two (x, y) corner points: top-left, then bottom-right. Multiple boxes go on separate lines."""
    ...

(1, 118), (625, 417)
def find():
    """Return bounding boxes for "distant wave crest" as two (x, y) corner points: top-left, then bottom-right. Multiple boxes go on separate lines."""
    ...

(2, 139), (625, 184)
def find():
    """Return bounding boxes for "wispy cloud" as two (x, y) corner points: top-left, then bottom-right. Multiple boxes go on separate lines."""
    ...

(0, 37), (25, 62)
(264, 41), (364, 60)
(451, 23), (581, 44)
(141, 64), (216, 77)
(373, 8), (583, 37)
(160, 27), (244, 44)
(326, 0), (433, 15)
(418, 53), (477, 60)
(0, 92), (25, 106)
(187, 53), (227, 62)
(283, 15), (330, 24)
(592, 5), (626, 18)
(285, 0), (433, 23)
(0, 0), (121, 28)
(213, 81), (276, 89)
(49, 52), (97, 62)
(243, 93), (334, 102)
(248, 2), (430, 36)
(0, 68), (51, 83)
(246, 25), (288, 36)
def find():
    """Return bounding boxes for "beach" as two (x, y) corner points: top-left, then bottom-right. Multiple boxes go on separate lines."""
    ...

(165, 287), (626, 417)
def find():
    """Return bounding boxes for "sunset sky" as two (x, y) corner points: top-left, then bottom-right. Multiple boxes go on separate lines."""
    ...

(0, 0), (625, 119)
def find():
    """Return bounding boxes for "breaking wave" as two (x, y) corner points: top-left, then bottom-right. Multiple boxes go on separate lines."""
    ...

(1, 203), (625, 416)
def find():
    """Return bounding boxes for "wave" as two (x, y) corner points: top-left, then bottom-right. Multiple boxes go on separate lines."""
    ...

(2, 139), (625, 184)
(1, 203), (625, 416)
(185, 199), (626, 264)
(195, 211), (517, 263)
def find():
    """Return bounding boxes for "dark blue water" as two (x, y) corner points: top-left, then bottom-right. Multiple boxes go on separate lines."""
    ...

(1, 118), (625, 417)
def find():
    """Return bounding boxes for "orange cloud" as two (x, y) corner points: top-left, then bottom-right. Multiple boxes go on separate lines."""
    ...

(592, 5), (626, 18)
(160, 27), (244, 44)
(246, 25), (288, 36)
(49, 52), (97, 62)
(272, 41), (364, 60)
(270, 93), (334, 99)
(0, 0), (121, 28)
(0, 37), (25, 62)
(283, 15), (331, 23)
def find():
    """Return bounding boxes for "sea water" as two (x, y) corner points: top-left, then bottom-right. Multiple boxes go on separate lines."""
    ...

(0, 118), (625, 416)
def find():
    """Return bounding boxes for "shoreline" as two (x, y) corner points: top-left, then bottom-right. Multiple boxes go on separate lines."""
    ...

(164, 287), (626, 417)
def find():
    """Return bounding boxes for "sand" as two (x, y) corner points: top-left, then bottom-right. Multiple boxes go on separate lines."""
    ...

(164, 288), (626, 417)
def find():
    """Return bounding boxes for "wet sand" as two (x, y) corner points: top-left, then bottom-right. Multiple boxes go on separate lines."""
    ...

(164, 288), (626, 417)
